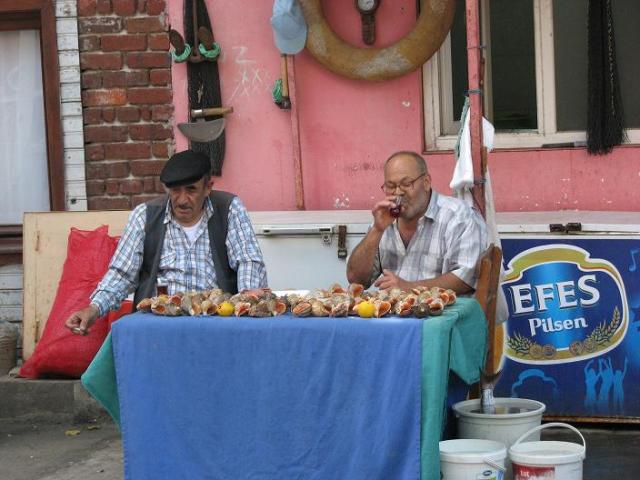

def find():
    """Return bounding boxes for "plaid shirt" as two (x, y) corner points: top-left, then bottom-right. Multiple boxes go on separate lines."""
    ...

(91, 196), (267, 315)
(372, 190), (487, 288)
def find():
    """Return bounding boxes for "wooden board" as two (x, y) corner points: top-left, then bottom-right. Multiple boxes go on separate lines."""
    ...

(22, 211), (129, 360)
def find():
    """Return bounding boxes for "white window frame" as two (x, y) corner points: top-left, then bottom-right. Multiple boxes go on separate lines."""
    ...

(423, 0), (640, 151)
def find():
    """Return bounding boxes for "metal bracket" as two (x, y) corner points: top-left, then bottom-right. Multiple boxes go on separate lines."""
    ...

(549, 223), (583, 233)
(319, 227), (332, 245)
(337, 225), (347, 259)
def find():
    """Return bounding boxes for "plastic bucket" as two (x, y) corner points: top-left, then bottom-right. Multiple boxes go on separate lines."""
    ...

(453, 398), (546, 450)
(509, 422), (586, 480)
(440, 439), (507, 480)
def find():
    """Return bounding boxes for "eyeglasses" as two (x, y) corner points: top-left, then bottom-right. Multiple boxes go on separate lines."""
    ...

(381, 173), (425, 194)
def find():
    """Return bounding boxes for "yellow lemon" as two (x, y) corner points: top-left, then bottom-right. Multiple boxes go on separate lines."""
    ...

(357, 301), (375, 318)
(217, 301), (234, 317)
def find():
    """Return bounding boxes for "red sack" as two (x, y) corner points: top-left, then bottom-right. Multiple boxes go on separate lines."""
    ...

(20, 226), (119, 379)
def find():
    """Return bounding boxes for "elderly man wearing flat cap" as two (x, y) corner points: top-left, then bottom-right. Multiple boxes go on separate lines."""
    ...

(65, 149), (268, 335)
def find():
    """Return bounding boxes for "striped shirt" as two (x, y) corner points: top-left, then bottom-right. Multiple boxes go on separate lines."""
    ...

(90, 196), (267, 315)
(372, 190), (487, 288)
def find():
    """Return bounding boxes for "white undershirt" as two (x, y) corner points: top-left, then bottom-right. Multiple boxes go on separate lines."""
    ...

(181, 221), (201, 246)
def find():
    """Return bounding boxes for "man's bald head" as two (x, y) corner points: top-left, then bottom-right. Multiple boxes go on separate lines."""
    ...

(384, 151), (428, 176)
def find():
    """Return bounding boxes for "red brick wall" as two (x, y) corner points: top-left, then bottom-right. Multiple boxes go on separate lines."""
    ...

(78, 0), (173, 210)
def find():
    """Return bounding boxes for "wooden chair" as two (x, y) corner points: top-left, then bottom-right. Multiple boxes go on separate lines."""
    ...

(474, 243), (503, 375)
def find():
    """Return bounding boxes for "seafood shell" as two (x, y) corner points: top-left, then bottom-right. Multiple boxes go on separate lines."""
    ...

(150, 295), (170, 315)
(444, 289), (457, 305)
(274, 300), (287, 315)
(348, 283), (364, 298)
(165, 303), (182, 316)
(189, 302), (202, 316)
(209, 292), (231, 305)
(393, 294), (417, 316)
(412, 303), (430, 318)
(311, 299), (330, 317)
(234, 301), (251, 317)
(373, 300), (392, 318)
(330, 301), (350, 317)
(201, 300), (218, 315)
(292, 301), (312, 317)
(428, 298), (445, 316)
(136, 298), (153, 312)
(249, 300), (275, 317)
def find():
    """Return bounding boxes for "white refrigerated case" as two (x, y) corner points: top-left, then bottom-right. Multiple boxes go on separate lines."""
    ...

(250, 210), (371, 290)
(250, 210), (640, 291)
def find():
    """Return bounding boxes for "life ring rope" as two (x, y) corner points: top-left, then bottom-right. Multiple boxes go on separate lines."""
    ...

(299, 0), (456, 81)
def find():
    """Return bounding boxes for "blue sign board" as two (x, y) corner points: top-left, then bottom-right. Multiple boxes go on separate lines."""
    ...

(495, 237), (640, 418)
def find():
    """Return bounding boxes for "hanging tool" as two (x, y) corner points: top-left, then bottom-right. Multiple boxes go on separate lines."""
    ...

(270, 0), (307, 109)
(169, 26), (220, 64)
(337, 225), (348, 259)
(169, 29), (191, 62)
(182, 0), (226, 174)
(178, 107), (233, 143)
(279, 55), (292, 110)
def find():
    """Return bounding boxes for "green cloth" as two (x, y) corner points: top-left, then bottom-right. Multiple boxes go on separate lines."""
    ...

(81, 334), (120, 425)
(82, 297), (486, 479)
(421, 297), (487, 480)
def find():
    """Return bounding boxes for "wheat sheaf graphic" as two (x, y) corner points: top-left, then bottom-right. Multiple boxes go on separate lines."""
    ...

(586, 306), (621, 346)
(507, 331), (534, 356)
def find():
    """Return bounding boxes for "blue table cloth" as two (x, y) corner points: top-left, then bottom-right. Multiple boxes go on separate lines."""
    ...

(82, 297), (486, 480)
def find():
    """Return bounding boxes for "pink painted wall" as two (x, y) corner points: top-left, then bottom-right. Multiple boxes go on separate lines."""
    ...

(169, 1), (640, 213)
(426, 146), (640, 212)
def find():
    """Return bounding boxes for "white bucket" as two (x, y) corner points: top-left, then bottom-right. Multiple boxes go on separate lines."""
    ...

(509, 422), (586, 480)
(453, 398), (546, 450)
(440, 439), (507, 480)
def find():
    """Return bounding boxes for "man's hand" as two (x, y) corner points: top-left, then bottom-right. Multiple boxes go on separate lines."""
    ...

(65, 304), (100, 335)
(347, 197), (398, 287)
(374, 269), (413, 291)
(371, 196), (399, 232)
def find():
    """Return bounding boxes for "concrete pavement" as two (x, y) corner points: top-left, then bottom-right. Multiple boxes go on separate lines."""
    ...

(0, 420), (121, 480)
(0, 374), (121, 480)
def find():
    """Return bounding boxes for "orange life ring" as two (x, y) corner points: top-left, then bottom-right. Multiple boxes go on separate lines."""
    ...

(299, 0), (456, 81)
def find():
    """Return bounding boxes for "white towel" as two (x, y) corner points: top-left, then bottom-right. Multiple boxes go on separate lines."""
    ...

(452, 99), (508, 324)
(450, 105), (495, 201)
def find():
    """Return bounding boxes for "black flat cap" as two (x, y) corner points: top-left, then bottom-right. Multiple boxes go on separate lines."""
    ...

(160, 150), (211, 188)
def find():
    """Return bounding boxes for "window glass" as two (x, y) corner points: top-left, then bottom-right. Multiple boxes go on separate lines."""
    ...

(489, 0), (537, 130)
(554, 0), (640, 131)
(450, 2), (468, 122)
(553, 0), (587, 131)
(612, 1), (640, 128)
(0, 29), (50, 224)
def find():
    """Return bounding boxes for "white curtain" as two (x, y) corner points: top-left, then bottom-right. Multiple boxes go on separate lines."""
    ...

(0, 29), (50, 224)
